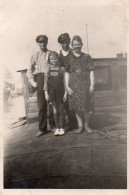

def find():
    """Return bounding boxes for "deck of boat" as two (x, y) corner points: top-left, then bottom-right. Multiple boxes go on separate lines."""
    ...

(4, 109), (127, 189)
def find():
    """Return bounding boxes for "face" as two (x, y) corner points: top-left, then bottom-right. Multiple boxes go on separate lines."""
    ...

(49, 56), (59, 65)
(72, 40), (82, 54)
(38, 41), (48, 50)
(60, 39), (70, 51)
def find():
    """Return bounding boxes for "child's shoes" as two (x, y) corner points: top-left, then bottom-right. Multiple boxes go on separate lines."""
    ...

(59, 128), (65, 135)
(54, 128), (60, 136)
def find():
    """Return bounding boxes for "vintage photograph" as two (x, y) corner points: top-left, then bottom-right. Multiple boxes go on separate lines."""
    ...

(2, 0), (127, 189)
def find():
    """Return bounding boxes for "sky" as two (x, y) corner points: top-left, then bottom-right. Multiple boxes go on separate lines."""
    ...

(0, 0), (127, 85)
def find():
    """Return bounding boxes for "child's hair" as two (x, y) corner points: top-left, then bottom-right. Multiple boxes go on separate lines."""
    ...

(48, 51), (60, 65)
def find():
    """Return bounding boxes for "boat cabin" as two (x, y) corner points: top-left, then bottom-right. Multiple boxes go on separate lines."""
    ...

(17, 55), (127, 123)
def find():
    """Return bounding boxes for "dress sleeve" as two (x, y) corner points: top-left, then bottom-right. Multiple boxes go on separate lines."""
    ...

(87, 55), (95, 71)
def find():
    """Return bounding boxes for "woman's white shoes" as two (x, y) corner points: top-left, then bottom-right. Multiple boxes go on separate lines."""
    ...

(54, 128), (65, 136)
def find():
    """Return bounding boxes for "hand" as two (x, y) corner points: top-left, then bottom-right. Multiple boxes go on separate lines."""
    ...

(45, 91), (50, 101)
(31, 81), (37, 88)
(63, 93), (67, 102)
(66, 87), (73, 96)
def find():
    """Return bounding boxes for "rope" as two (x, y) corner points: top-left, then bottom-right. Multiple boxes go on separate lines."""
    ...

(85, 124), (126, 143)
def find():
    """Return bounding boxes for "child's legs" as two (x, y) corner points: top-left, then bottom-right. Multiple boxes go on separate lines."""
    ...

(76, 111), (83, 129)
(47, 103), (55, 129)
(58, 102), (65, 129)
(52, 102), (59, 129)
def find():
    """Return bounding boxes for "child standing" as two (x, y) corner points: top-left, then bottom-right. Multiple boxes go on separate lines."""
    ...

(44, 51), (67, 135)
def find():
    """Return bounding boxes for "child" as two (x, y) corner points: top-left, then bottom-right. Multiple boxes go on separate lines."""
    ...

(44, 51), (67, 135)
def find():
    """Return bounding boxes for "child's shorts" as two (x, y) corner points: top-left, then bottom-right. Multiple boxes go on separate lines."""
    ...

(48, 77), (65, 103)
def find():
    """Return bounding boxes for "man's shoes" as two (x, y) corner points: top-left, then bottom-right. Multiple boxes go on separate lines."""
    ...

(75, 128), (83, 134)
(54, 129), (60, 136)
(35, 131), (45, 137)
(50, 128), (55, 133)
(67, 126), (77, 131)
(65, 127), (69, 132)
(59, 128), (65, 135)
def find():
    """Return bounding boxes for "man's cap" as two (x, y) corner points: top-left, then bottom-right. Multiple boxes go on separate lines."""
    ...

(58, 33), (70, 43)
(36, 35), (48, 43)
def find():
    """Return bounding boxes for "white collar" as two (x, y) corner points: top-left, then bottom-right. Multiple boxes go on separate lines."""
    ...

(39, 49), (48, 54)
(73, 51), (81, 57)
(61, 49), (70, 56)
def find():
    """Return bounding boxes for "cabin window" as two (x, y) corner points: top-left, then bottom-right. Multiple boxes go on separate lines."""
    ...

(94, 65), (112, 91)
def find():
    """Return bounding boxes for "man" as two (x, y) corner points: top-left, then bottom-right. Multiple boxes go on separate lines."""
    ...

(28, 35), (50, 137)
(58, 33), (78, 130)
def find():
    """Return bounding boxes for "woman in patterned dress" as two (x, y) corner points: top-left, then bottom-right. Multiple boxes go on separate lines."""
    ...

(65, 36), (94, 133)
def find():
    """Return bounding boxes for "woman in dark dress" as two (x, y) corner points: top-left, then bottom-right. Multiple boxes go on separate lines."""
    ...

(65, 36), (94, 133)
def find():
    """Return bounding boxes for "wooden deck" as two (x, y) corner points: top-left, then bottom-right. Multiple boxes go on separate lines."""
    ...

(4, 109), (127, 189)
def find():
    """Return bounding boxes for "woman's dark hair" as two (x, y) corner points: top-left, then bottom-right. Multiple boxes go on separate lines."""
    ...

(48, 51), (60, 65)
(71, 35), (83, 47)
